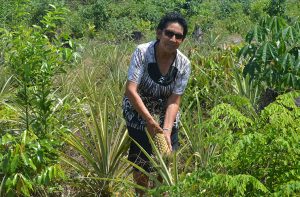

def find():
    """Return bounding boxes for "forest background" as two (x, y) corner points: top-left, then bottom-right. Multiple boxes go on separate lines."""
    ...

(0, 0), (300, 196)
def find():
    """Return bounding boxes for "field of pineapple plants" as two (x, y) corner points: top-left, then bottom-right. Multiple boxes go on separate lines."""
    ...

(0, 0), (300, 196)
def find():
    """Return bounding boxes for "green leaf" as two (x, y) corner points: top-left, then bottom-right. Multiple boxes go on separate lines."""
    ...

(278, 40), (286, 55)
(295, 59), (300, 70)
(1, 133), (14, 145)
(243, 62), (259, 78)
(289, 47), (300, 59)
(10, 150), (19, 173)
(294, 20), (300, 30)
(49, 166), (54, 179)
(269, 16), (286, 35)
(257, 42), (277, 64)
(282, 26), (294, 41)
(27, 158), (37, 171)
(280, 53), (290, 71)
(12, 174), (18, 186)
(21, 130), (27, 144)
(238, 45), (250, 58)
(19, 174), (32, 197)
(253, 26), (260, 42)
(245, 29), (254, 43)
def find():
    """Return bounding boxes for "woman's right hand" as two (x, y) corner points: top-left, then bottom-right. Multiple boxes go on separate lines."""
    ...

(146, 118), (163, 137)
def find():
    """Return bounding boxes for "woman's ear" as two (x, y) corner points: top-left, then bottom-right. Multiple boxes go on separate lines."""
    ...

(156, 29), (162, 40)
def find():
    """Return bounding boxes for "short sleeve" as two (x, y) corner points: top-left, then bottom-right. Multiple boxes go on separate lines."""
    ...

(172, 61), (191, 95)
(127, 48), (145, 84)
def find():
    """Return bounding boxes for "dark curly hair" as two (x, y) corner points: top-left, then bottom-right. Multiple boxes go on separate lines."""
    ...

(157, 12), (188, 40)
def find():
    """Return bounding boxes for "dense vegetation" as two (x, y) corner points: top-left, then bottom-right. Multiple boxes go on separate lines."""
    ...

(0, 0), (300, 196)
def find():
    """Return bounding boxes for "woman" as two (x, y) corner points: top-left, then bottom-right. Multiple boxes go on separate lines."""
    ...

(122, 12), (191, 195)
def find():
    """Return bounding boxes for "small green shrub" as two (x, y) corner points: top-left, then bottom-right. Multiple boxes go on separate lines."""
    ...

(239, 16), (300, 92)
(157, 91), (300, 196)
(92, 0), (110, 30)
(0, 3), (77, 196)
(106, 17), (135, 41)
(249, 0), (269, 21)
(264, 0), (286, 16)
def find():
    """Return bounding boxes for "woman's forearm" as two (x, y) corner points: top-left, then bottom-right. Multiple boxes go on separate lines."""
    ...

(163, 94), (181, 131)
(125, 81), (154, 123)
(125, 81), (164, 135)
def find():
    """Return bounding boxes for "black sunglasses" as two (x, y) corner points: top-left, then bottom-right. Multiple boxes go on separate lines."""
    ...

(164, 29), (184, 40)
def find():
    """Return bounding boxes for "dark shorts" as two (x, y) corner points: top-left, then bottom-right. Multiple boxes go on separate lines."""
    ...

(127, 126), (179, 172)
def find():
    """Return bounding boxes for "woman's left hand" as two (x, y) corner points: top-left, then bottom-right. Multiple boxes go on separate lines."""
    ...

(163, 94), (181, 153)
(164, 132), (172, 152)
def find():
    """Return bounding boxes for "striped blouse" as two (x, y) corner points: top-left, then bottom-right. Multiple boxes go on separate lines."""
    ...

(122, 41), (191, 130)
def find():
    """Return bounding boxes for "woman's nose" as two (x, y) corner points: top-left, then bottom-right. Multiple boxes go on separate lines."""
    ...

(170, 35), (177, 41)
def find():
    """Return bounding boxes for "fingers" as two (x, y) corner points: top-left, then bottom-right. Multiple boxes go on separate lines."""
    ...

(147, 126), (156, 137)
(167, 140), (172, 152)
(164, 134), (172, 152)
(146, 125), (162, 138)
(156, 127), (164, 134)
(146, 118), (163, 135)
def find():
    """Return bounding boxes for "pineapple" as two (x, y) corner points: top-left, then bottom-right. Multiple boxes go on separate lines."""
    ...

(151, 114), (171, 155)
(153, 133), (170, 155)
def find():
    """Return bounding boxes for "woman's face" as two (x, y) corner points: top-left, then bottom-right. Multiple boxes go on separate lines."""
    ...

(157, 22), (184, 54)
